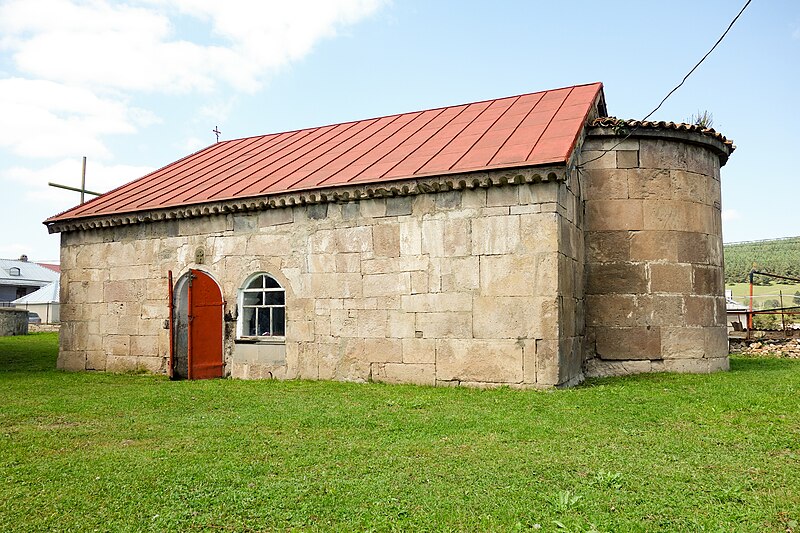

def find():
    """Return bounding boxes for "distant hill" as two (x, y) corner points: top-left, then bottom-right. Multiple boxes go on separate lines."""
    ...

(724, 236), (800, 284)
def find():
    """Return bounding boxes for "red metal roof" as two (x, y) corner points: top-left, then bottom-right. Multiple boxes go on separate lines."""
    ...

(47, 82), (603, 223)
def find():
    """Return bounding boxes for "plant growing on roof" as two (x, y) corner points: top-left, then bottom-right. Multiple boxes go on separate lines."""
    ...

(611, 118), (628, 136)
(689, 110), (714, 128)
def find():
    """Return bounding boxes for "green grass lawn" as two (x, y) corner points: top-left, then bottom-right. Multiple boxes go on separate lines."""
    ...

(727, 282), (800, 301)
(1, 333), (799, 532)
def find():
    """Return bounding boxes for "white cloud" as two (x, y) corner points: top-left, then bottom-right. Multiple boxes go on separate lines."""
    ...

(181, 136), (208, 153)
(722, 209), (742, 222)
(0, 0), (386, 94)
(0, 78), (158, 159)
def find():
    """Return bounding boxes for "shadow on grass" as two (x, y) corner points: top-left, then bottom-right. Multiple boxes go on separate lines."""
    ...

(0, 332), (59, 373)
(729, 355), (799, 374)
(579, 355), (799, 389)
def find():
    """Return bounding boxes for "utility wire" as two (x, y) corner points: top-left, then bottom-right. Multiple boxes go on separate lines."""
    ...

(579, 0), (752, 168)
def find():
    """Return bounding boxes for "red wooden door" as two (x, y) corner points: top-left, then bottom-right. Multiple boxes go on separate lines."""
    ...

(187, 269), (224, 379)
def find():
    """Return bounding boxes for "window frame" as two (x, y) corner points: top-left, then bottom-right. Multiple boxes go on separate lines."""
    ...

(236, 273), (286, 343)
(9, 267), (20, 276)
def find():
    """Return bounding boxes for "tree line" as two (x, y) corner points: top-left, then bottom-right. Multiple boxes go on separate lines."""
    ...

(724, 236), (800, 285)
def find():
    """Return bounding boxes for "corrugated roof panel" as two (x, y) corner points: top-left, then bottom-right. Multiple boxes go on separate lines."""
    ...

(46, 82), (603, 223)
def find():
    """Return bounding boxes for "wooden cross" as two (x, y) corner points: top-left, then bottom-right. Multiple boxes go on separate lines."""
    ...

(48, 156), (102, 205)
(213, 126), (221, 143)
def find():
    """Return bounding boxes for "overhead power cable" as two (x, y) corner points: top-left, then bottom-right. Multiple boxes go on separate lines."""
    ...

(578, 0), (752, 168)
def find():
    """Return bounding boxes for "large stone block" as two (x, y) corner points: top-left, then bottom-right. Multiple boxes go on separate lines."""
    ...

(704, 326), (729, 357)
(692, 265), (723, 295)
(363, 337), (403, 363)
(472, 296), (554, 339)
(443, 218), (471, 257)
(401, 293), (472, 313)
(486, 186), (519, 207)
(329, 309), (358, 337)
(583, 358), (653, 378)
(519, 182), (558, 204)
(649, 263), (693, 294)
(421, 219), (445, 257)
(402, 337), (436, 364)
(675, 232), (712, 264)
(371, 362), (435, 386)
(439, 256), (480, 292)
(639, 138), (688, 171)
(436, 339), (523, 383)
(684, 296), (715, 326)
(318, 338), (369, 382)
(103, 335), (131, 357)
(246, 234), (292, 257)
(259, 207), (293, 227)
(336, 227), (373, 253)
(585, 199), (643, 231)
(356, 309), (388, 338)
(585, 294), (640, 327)
(584, 168), (629, 199)
(386, 196), (413, 217)
(629, 230), (678, 262)
(130, 335), (159, 357)
(660, 327), (706, 359)
(471, 215), (520, 255)
(586, 231), (631, 263)
(285, 342), (319, 379)
(416, 312), (471, 339)
(311, 273), (363, 298)
(373, 224), (400, 258)
(519, 212), (559, 254)
(363, 272), (411, 298)
(57, 351), (87, 371)
(595, 327), (662, 360)
(586, 262), (647, 295)
(85, 351), (107, 371)
(637, 295), (684, 326)
(655, 357), (728, 374)
(479, 255), (539, 297)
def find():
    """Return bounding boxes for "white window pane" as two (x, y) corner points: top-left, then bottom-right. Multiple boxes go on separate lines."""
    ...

(242, 307), (256, 336)
(243, 292), (263, 306)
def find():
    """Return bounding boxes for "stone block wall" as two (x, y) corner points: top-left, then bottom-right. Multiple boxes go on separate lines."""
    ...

(580, 129), (730, 376)
(0, 307), (28, 336)
(58, 167), (581, 387)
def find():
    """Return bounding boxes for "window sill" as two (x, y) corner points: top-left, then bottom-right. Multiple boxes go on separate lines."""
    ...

(235, 337), (286, 345)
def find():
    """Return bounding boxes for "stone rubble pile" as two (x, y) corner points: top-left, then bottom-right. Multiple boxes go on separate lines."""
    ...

(736, 338), (800, 358)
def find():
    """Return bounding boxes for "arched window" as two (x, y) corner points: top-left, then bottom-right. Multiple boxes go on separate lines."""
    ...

(9, 267), (20, 276)
(238, 274), (285, 338)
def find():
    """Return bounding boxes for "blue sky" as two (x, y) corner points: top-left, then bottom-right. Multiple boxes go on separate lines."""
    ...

(1, 0), (798, 262)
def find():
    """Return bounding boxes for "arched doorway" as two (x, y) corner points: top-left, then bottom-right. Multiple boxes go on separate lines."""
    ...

(170, 269), (224, 379)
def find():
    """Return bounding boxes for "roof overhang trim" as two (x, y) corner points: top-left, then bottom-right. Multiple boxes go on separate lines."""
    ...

(588, 118), (735, 165)
(46, 165), (566, 234)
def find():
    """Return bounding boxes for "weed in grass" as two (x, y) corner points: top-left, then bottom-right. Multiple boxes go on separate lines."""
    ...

(592, 470), (623, 490)
(553, 490), (583, 513)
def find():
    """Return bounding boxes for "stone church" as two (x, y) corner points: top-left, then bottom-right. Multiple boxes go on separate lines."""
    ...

(46, 82), (734, 387)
